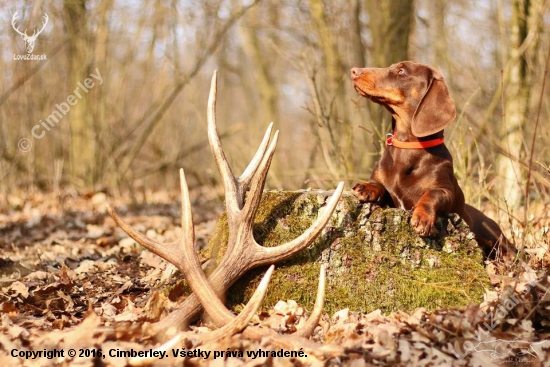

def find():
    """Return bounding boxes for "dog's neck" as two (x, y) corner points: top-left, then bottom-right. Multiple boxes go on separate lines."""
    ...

(391, 116), (444, 142)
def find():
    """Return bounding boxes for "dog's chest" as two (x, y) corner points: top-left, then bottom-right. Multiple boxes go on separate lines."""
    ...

(378, 152), (424, 209)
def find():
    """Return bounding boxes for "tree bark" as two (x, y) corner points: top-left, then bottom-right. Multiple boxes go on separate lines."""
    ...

(365, 0), (414, 142)
(350, 0), (366, 68)
(239, 5), (279, 125)
(431, 0), (453, 85)
(497, 0), (545, 208)
(64, 0), (95, 187)
(92, 0), (114, 183)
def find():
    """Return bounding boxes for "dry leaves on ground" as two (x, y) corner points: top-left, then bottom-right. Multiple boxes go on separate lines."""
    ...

(1, 190), (549, 366)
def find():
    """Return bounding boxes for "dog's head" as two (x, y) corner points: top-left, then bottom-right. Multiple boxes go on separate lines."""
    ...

(351, 61), (456, 137)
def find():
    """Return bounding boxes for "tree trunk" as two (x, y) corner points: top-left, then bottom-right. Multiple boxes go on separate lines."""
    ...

(239, 5), (279, 125)
(64, 0), (95, 187)
(350, 0), (366, 68)
(306, 0), (354, 180)
(497, 0), (544, 208)
(366, 0), (413, 67)
(365, 0), (414, 144)
(92, 0), (113, 183)
(431, 0), (453, 85)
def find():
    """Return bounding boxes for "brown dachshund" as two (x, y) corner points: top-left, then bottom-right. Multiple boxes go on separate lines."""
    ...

(351, 61), (514, 258)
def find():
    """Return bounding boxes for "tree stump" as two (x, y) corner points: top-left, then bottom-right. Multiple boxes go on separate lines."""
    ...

(205, 190), (490, 315)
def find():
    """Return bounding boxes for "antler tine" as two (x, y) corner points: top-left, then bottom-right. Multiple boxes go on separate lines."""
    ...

(177, 168), (239, 316)
(255, 181), (344, 264)
(241, 130), (279, 223)
(203, 264), (274, 339)
(239, 122), (275, 188)
(295, 264), (326, 338)
(208, 71), (240, 212)
(106, 206), (182, 265)
(179, 168), (194, 244)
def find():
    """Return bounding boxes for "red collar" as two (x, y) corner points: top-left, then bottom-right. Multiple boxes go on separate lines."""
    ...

(386, 133), (444, 149)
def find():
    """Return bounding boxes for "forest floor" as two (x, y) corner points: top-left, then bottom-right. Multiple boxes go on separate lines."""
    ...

(0, 189), (549, 367)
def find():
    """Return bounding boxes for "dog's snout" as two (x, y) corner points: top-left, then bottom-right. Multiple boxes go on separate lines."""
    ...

(351, 67), (363, 79)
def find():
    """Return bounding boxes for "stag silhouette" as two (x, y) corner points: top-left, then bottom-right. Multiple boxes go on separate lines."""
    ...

(12, 11), (48, 54)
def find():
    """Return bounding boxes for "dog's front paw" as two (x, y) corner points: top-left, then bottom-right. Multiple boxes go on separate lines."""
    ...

(411, 206), (436, 237)
(352, 182), (384, 203)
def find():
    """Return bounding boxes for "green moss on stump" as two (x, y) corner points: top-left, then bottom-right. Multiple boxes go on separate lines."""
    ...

(208, 191), (490, 315)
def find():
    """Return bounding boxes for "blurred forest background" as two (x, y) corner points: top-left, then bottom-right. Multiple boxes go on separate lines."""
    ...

(0, 0), (549, 216)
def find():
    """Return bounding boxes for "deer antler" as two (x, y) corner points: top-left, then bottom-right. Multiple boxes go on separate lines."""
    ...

(33, 14), (49, 38)
(11, 12), (27, 37)
(11, 12), (48, 53)
(108, 71), (344, 357)
(11, 12), (48, 38)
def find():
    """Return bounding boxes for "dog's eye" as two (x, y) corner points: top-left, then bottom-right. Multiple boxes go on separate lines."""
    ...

(397, 68), (406, 75)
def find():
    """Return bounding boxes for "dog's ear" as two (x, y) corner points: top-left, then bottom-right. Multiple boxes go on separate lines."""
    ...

(411, 70), (456, 137)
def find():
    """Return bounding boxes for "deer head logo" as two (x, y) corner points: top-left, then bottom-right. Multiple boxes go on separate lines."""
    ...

(12, 11), (49, 54)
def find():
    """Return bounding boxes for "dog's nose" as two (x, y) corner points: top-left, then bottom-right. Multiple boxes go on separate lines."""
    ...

(351, 67), (363, 79)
